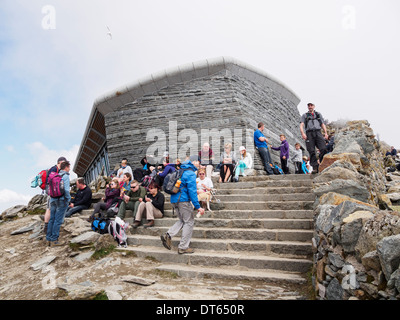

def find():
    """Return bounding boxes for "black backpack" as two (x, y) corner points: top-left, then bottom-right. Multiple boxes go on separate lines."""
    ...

(162, 168), (192, 195)
(305, 111), (323, 130)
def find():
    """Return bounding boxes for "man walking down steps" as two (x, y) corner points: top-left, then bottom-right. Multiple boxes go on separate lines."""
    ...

(160, 156), (205, 254)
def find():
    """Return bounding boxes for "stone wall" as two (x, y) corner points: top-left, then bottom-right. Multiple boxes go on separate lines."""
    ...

(311, 120), (400, 300)
(105, 70), (305, 172)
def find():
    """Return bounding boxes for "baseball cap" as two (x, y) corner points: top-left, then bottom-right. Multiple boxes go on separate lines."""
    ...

(57, 156), (68, 163)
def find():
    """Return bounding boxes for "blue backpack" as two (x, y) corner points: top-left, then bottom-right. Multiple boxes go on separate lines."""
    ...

(91, 218), (110, 234)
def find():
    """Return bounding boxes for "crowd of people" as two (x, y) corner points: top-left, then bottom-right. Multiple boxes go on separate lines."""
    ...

(41, 102), (338, 253)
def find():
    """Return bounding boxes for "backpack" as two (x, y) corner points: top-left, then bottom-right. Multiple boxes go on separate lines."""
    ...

(108, 217), (129, 247)
(304, 111), (323, 130)
(162, 168), (192, 195)
(141, 175), (154, 191)
(274, 164), (284, 174)
(31, 169), (48, 190)
(48, 171), (65, 198)
(106, 201), (120, 218)
(91, 218), (111, 234)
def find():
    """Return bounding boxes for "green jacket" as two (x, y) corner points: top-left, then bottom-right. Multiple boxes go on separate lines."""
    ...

(127, 186), (146, 203)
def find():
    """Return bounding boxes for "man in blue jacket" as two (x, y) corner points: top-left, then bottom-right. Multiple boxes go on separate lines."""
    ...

(160, 156), (205, 254)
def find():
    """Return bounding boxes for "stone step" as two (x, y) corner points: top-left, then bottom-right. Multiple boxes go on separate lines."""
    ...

(212, 174), (313, 182)
(214, 180), (313, 189)
(118, 246), (312, 273)
(210, 193), (315, 202)
(215, 186), (313, 195)
(155, 264), (307, 284)
(190, 209), (314, 220)
(80, 209), (314, 221)
(130, 225), (314, 242)
(127, 217), (313, 230)
(164, 192), (314, 202)
(127, 235), (312, 258)
(164, 200), (313, 211)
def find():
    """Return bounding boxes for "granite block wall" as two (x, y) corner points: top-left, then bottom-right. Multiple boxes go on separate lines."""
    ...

(105, 70), (305, 172)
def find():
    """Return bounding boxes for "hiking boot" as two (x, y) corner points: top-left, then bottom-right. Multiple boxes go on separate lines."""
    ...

(132, 220), (141, 228)
(160, 233), (172, 250)
(143, 220), (154, 228)
(178, 247), (194, 254)
(53, 240), (65, 246)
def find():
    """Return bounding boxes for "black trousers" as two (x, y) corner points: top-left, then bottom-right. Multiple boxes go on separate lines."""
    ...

(305, 130), (327, 171)
(280, 158), (289, 174)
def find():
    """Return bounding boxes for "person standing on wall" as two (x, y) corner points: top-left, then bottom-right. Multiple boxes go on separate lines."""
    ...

(299, 103), (328, 173)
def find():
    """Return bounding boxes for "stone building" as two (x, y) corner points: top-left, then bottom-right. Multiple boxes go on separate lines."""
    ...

(73, 56), (303, 183)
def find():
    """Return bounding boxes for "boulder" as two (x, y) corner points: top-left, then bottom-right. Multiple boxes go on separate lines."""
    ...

(326, 278), (344, 300)
(58, 282), (104, 300)
(313, 167), (360, 184)
(319, 153), (362, 173)
(314, 205), (336, 234)
(121, 275), (156, 286)
(64, 217), (92, 237)
(313, 179), (370, 203)
(356, 212), (400, 258)
(376, 234), (400, 281)
(30, 255), (57, 271)
(1, 205), (26, 219)
(361, 250), (382, 272)
(70, 231), (101, 245)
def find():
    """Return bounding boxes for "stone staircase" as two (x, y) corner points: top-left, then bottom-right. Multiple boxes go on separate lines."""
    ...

(119, 174), (315, 285)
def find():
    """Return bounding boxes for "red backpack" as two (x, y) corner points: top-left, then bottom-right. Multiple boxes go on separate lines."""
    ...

(48, 171), (65, 198)
(38, 170), (48, 190)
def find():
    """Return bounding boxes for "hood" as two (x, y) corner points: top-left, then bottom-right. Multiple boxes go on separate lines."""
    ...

(181, 161), (198, 171)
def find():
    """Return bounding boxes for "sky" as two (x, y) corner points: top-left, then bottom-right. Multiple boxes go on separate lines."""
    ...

(1, 0), (399, 213)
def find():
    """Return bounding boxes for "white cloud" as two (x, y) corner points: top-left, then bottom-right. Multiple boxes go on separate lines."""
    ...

(27, 141), (80, 170)
(0, 189), (33, 214)
(6, 145), (15, 152)
(0, 189), (31, 204)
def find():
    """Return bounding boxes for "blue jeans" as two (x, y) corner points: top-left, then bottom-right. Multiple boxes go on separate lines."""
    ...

(257, 147), (274, 174)
(46, 197), (69, 241)
(65, 205), (88, 218)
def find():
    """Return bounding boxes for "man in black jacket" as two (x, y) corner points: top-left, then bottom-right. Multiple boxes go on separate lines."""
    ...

(65, 178), (92, 217)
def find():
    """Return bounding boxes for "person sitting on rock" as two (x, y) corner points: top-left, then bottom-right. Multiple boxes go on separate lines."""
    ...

(65, 178), (92, 218)
(88, 178), (121, 222)
(132, 181), (165, 228)
(117, 180), (146, 221)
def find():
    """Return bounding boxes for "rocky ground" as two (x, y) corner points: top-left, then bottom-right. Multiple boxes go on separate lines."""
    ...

(0, 213), (312, 300)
